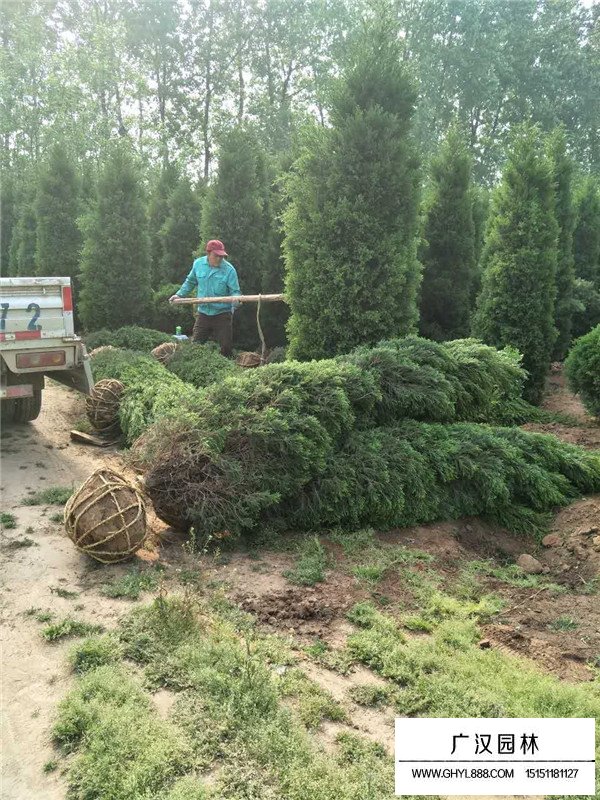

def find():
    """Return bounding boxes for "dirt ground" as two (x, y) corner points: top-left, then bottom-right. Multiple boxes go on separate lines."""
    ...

(1, 373), (599, 799)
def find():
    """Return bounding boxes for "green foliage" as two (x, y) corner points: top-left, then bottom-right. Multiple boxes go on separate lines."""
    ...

(564, 325), (600, 417)
(473, 125), (559, 404)
(85, 325), (172, 352)
(90, 349), (201, 444)
(547, 129), (576, 359)
(22, 486), (72, 505)
(79, 144), (152, 331)
(571, 278), (600, 339)
(34, 143), (81, 278)
(160, 176), (201, 285)
(200, 126), (274, 350)
(53, 664), (192, 798)
(0, 171), (17, 275)
(419, 125), (476, 341)
(573, 176), (600, 285)
(284, 22), (421, 359)
(8, 172), (37, 276)
(0, 512), (17, 528)
(165, 342), (238, 388)
(285, 421), (600, 537)
(151, 283), (195, 335)
(42, 618), (104, 642)
(148, 163), (179, 288)
(283, 536), (329, 586)
(100, 567), (163, 600)
(70, 635), (122, 674)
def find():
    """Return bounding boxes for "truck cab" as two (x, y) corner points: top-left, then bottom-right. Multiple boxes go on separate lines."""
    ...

(0, 277), (93, 422)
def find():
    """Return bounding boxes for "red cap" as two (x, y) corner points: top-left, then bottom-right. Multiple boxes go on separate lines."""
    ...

(206, 239), (228, 257)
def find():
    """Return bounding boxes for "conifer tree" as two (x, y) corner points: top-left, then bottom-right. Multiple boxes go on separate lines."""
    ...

(573, 177), (600, 285)
(1, 172), (16, 275)
(8, 176), (37, 277)
(472, 126), (558, 404)
(148, 162), (178, 287)
(34, 144), (81, 278)
(159, 176), (201, 285)
(200, 126), (273, 349)
(546, 129), (576, 359)
(283, 21), (421, 360)
(470, 185), (489, 308)
(79, 144), (151, 331)
(419, 126), (475, 341)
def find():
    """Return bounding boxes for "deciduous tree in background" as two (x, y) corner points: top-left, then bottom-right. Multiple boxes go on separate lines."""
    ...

(473, 126), (558, 404)
(284, 22), (421, 360)
(419, 126), (476, 341)
(79, 144), (151, 331)
(34, 144), (81, 278)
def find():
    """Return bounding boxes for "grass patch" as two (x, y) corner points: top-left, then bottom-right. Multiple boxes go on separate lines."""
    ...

(49, 512), (63, 523)
(283, 536), (329, 586)
(3, 536), (38, 549)
(548, 616), (579, 631)
(278, 667), (348, 729)
(69, 635), (123, 674)
(50, 586), (79, 599)
(22, 486), (72, 506)
(348, 683), (396, 708)
(42, 618), (104, 642)
(43, 760), (58, 773)
(36, 611), (54, 623)
(101, 566), (163, 600)
(463, 560), (566, 593)
(1, 512), (17, 528)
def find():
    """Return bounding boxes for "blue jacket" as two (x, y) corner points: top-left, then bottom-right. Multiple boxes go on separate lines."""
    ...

(176, 256), (241, 315)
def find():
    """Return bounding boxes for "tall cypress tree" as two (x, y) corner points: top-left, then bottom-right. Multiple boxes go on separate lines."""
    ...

(79, 144), (151, 331)
(148, 162), (179, 288)
(200, 126), (273, 350)
(8, 174), (38, 277)
(1, 171), (16, 275)
(159, 176), (201, 285)
(573, 176), (600, 285)
(472, 126), (559, 404)
(419, 126), (475, 341)
(546, 129), (576, 360)
(34, 144), (81, 278)
(283, 22), (421, 360)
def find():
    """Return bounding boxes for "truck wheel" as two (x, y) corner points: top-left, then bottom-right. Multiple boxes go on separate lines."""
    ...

(12, 389), (42, 423)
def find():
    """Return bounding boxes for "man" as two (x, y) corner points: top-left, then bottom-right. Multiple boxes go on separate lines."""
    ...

(169, 239), (241, 357)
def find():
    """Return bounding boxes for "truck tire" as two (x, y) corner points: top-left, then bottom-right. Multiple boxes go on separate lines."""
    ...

(12, 389), (42, 422)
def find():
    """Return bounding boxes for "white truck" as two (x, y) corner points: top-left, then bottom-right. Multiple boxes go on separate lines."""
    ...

(0, 277), (93, 422)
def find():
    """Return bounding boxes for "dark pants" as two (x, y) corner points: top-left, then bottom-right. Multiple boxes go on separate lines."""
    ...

(192, 312), (233, 357)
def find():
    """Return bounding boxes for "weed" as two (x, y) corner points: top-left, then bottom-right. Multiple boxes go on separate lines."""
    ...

(348, 683), (396, 708)
(35, 461), (47, 469)
(0, 512), (17, 528)
(578, 577), (600, 595)
(70, 635), (122, 674)
(464, 560), (566, 593)
(402, 614), (434, 632)
(283, 536), (329, 586)
(43, 760), (58, 773)
(49, 512), (63, 523)
(548, 616), (579, 631)
(22, 487), (72, 506)
(25, 525), (34, 533)
(4, 537), (38, 549)
(36, 611), (54, 623)
(101, 566), (163, 600)
(352, 563), (387, 585)
(42, 618), (104, 642)
(278, 667), (347, 729)
(328, 527), (377, 555)
(50, 586), (79, 599)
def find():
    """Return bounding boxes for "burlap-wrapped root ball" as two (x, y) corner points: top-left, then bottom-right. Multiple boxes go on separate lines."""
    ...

(64, 468), (147, 563)
(86, 378), (124, 433)
(151, 341), (178, 365)
(235, 351), (263, 368)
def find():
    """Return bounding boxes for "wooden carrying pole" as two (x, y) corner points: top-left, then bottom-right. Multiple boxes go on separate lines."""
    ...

(172, 293), (286, 305)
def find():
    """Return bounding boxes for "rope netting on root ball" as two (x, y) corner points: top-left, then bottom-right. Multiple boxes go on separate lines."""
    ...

(85, 378), (125, 433)
(64, 468), (147, 562)
(151, 341), (178, 365)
